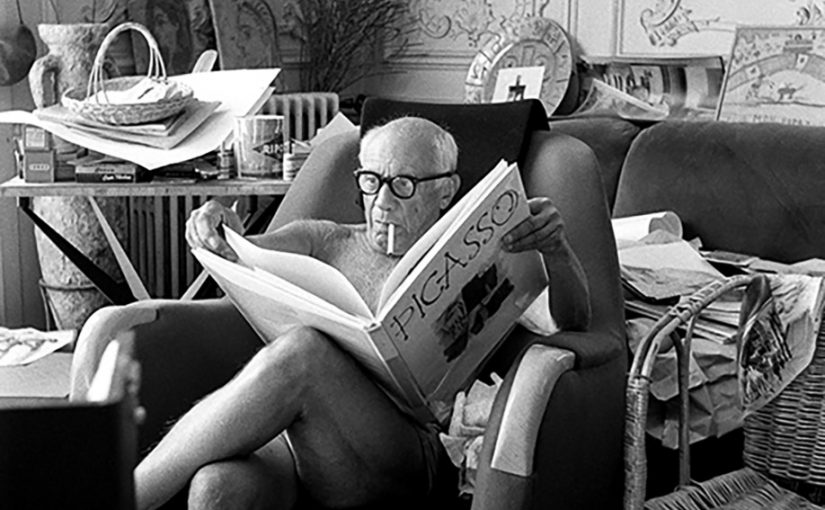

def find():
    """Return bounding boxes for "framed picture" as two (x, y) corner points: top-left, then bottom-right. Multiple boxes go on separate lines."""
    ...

(129, 0), (216, 75)
(716, 26), (825, 126)
(616, 0), (805, 57)
(207, 0), (281, 70)
(491, 66), (545, 103)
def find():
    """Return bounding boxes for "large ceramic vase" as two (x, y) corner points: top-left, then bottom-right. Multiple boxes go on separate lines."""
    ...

(27, 23), (128, 330)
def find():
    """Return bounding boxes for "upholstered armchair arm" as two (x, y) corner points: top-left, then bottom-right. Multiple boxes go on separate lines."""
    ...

(70, 298), (262, 454)
(489, 344), (576, 477)
(473, 329), (626, 510)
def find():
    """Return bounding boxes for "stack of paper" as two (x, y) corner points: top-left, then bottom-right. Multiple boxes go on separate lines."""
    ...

(0, 68), (280, 170)
(34, 100), (221, 150)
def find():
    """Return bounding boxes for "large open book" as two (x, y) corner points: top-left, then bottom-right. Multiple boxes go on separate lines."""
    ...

(193, 161), (548, 424)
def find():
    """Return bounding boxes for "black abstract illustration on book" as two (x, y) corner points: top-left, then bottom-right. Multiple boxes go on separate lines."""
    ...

(437, 263), (514, 362)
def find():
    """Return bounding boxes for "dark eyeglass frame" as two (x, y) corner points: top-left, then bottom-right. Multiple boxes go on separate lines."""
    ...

(353, 169), (457, 199)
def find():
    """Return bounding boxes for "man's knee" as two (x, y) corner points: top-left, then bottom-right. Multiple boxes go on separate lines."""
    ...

(188, 462), (248, 510)
(248, 327), (341, 384)
(189, 462), (263, 510)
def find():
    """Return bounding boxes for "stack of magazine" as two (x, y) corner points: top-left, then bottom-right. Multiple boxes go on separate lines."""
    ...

(574, 56), (724, 121)
(34, 100), (221, 150)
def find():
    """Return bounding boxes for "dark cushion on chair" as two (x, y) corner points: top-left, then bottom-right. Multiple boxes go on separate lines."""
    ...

(361, 98), (549, 200)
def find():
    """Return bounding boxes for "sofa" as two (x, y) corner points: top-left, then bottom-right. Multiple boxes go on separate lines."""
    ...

(550, 115), (825, 497)
(550, 117), (825, 264)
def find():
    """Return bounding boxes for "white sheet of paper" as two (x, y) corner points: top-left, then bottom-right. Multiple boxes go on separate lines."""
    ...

(0, 68), (280, 170)
(0, 328), (75, 366)
(223, 228), (372, 318)
(619, 240), (721, 276)
(491, 66), (545, 103)
(310, 112), (358, 147)
(612, 211), (683, 248)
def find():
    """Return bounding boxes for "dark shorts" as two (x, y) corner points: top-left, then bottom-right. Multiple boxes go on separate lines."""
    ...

(418, 422), (460, 505)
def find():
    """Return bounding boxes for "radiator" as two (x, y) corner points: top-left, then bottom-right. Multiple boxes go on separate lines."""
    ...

(263, 92), (340, 141)
(127, 93), (339, 298)
(128, 195), (208, 299)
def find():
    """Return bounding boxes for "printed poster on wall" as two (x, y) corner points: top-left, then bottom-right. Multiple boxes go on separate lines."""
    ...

(717, 26), (825, 126)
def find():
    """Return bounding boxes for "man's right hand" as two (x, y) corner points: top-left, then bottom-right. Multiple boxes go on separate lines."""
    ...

(185, 199), (244, 261)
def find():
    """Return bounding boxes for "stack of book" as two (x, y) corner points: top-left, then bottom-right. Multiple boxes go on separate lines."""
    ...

(68, 154), (146, 183)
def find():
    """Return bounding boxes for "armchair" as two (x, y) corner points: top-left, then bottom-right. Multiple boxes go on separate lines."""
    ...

(70, 98), (626, 510)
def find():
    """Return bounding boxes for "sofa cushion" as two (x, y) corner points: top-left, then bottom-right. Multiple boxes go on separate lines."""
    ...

(613, 121), (825, 263)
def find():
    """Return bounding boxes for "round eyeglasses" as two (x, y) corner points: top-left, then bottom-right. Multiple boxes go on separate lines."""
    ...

(353, 169), (456, 199)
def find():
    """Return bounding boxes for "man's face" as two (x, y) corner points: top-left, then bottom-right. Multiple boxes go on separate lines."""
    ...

(360, 128), (449, 255)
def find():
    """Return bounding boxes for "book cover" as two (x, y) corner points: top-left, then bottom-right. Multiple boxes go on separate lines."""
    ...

(74, 172), (142, 183)
(193, 161), (548, 424)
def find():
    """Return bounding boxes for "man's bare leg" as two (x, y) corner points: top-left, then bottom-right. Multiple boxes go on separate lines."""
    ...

(187, 434), (297, 510)
(135, 327), (430, 510)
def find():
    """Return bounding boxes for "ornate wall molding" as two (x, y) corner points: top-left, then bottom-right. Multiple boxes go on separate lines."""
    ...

(616, 0), (825, 57)
(274, 0), (577, 68)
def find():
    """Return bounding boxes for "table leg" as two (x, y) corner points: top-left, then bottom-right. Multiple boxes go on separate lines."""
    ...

(18, 197), (136, 306)
(87, 197), (151, 301)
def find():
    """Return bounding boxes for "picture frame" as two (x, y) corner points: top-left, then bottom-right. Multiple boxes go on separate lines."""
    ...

(491, 66), (545, 103)
(128, 0), (216, 75)
(716, 25), (825, 126)
(207, 0), (281, 70)
(616, 0), (805, 57)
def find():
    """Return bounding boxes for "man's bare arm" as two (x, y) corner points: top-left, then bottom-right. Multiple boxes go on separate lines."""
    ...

(185, 200), (314, 261)
(501, 197), (591, 331)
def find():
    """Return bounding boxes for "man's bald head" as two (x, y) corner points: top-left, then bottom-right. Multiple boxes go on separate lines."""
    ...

(360, 117), (458, 177)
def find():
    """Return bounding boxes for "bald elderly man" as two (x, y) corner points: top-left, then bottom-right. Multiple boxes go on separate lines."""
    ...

(135, 117), (590, 510)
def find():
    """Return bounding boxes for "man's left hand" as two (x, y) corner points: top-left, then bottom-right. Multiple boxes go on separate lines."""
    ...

(501, 197), (572, 262)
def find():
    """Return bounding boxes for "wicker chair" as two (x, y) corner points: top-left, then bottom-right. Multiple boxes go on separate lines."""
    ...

(625, 273), (825, 510)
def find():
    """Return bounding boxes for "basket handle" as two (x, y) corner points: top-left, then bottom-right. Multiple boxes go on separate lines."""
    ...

(86, 22), (168, 104)
(623, 273), (766, 509)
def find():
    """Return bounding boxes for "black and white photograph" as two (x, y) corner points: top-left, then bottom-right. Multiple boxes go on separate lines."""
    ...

(1, 1), (825, 509)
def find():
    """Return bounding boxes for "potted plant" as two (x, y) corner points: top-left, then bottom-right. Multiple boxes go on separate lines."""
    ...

(283, 0), (414, 93)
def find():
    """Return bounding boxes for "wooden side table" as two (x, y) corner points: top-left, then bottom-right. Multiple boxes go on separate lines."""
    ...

(0, 177), (291, 307)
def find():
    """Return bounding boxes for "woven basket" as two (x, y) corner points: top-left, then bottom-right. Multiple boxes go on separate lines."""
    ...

(62, 22), (194, 126)
(624, 274), (825, 510)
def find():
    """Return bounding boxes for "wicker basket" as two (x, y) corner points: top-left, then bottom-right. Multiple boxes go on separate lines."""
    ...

(624, 274), (825, 510)
(62, 22), (194, 126)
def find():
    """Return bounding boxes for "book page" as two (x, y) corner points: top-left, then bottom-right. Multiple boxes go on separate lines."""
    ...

(224, 229), (373, 318)
(194, 247), (407, 407)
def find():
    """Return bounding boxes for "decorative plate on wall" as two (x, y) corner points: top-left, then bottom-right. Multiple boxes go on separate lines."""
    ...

(466, 16), (578, 116)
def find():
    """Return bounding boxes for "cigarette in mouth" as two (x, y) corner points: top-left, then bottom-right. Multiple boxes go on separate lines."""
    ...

(387, 224), (395, 255)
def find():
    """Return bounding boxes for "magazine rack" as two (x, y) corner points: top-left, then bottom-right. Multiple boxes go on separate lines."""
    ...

(625, 273), (825, 509)
(69, 98), (628, 510)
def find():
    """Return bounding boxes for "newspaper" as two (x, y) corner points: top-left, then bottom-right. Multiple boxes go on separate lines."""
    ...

(738, 274), (824, 415)
(571, 79), (669, 121)
(580, 56), (723, 121)
(630, 273), (825, 448)
(619, 239), (724, 301)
